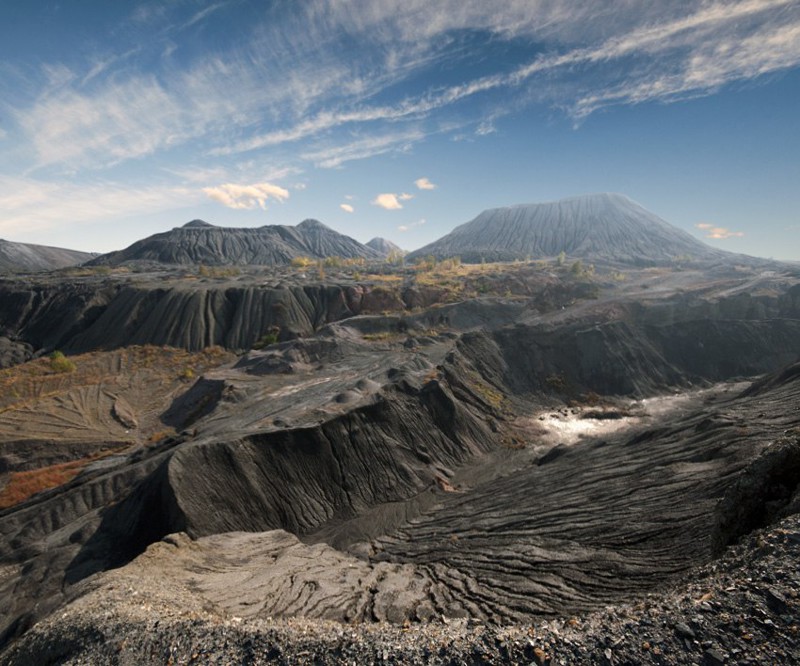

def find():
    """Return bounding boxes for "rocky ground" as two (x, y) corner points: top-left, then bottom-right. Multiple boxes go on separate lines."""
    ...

(1, 260), (799, 664)
(2, 513), (797, 665)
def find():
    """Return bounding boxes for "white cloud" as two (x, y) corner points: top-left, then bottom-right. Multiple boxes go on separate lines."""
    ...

(202, 182), (290, 210)
(414, 177), (436, 190)
(340, 203), (354, 213)
(398, 218), (426, 232)
(695, 222), (745, 239)
(399, 192), (414, 201)
(373, 193), (405, 210)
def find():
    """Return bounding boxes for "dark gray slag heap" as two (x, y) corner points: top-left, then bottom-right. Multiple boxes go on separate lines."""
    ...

(90, 218), (381, 266)
(408, 193), (726, 265)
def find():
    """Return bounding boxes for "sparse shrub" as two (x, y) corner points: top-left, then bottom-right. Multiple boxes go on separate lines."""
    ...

(386, 250), (405, 266)
(545, 373), (567, 391)
(557, 251), (566, 266)
(179, 367), (195, 381)
(253, 326), (281, 349)
(291, 256), (314, 268)
(49, 351), (76, 374)
(147, 429), (174, 445)
(438, 256), (461, 272)
(414, 255), (437, 272)
(583, 391), (601, 406)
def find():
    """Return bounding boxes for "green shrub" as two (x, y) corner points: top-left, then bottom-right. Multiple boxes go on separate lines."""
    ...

(253, 327), (281, 349)
(49, 351), (76, 374)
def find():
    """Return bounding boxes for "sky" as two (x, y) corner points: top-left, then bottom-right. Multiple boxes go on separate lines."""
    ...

(1, 0), (799, 259)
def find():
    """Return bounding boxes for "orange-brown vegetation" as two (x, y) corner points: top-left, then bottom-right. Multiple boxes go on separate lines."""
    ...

(0, 452), (111, 510)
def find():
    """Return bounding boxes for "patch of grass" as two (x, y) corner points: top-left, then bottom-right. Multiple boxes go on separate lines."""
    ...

(362, 332), (397, 342)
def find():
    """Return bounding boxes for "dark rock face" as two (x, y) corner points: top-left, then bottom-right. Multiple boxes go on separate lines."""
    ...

(366, 237), (404, 257)
(407, 193), (730, 265)
(0, 240), (93, 273)
(90, 219), (381, 266)
(0, 280), (374, 353)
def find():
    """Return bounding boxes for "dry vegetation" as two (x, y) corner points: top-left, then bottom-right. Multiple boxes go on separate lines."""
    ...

(0, 345), (235, 510)
(0, 451), (114, 510)
(0, 345), (231, 412)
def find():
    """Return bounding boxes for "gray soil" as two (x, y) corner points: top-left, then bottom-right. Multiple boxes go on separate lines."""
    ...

(0, 258), (799, 664)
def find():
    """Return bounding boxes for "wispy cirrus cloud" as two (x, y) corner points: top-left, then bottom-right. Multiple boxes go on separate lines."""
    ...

(202, 182), (290, 210)
(696, 222), (745, 239)
(301, 129), (424, 168)
(9, 0), (799, 175)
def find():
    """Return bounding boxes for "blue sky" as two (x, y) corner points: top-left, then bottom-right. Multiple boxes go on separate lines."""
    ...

(1, 1), (799, 259)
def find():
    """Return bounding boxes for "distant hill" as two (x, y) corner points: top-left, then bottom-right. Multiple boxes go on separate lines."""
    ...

(407, 193), (729, 265)
(90, 219), (381, 266)
(0, 239), (94, 273)
(366, 237), (404, 258)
